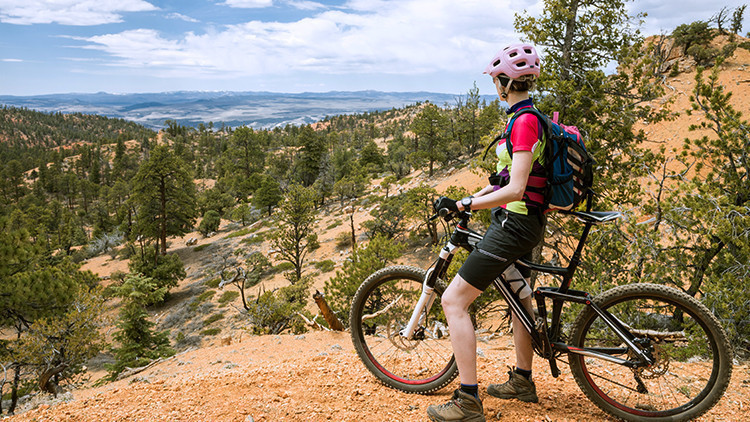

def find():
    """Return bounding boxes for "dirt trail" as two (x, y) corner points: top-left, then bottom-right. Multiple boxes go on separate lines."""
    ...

(6, 330), (748, 422)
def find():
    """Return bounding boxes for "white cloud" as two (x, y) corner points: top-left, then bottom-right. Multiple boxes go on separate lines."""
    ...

(0, 0), (158, 25)
(220, 0), (274, 8)
(286, 1), (326, 11)
(79, 0), (521, 80)
(166, 12), (199, 23)
(2, 58), (24, 62)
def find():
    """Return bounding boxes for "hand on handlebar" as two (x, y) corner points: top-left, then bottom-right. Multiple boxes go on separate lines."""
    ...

(433, 196), (459, 214)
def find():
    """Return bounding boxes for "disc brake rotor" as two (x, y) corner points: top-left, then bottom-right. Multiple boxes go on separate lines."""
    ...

(632, 342), (670, 379)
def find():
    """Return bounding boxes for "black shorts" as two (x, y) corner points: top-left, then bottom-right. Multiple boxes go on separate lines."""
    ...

(458, 207), (546, 291)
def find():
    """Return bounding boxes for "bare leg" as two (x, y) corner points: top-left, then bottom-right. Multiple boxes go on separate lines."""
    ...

(512, 294), (534, 371)
(441, 274), (483, 385)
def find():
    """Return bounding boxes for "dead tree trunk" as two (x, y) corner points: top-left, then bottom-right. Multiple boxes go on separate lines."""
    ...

(39, 364), (67, 396)
(313, 290), (345, 331)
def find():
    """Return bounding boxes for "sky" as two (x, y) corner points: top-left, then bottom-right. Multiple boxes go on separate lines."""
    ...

(0, 0), (747, 96)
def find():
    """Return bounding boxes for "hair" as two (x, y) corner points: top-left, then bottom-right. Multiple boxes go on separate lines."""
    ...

(498, 75), (536, 93)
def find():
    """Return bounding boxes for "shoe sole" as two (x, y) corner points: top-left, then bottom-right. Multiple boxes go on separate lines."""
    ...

(426, 411), (486, 422)
(486, 391), (539, 403)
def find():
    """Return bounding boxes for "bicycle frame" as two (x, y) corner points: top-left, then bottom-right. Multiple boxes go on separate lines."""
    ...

(400, 206), (655, 379)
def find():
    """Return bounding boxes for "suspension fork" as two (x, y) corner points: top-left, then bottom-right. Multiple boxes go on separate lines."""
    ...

(400, 242), (456, 340)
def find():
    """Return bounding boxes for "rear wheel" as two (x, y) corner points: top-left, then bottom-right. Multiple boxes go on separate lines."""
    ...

(569, 283), (732, 422)
(349, 265), (457, 393)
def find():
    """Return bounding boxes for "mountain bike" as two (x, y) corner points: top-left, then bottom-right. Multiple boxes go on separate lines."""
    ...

(349, 198), (732, 422)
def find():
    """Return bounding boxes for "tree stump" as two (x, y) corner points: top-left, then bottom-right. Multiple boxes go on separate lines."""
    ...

(313, 290), (345, 331)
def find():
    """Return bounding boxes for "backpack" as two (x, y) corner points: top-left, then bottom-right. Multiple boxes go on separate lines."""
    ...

(483, 107), (595, 211)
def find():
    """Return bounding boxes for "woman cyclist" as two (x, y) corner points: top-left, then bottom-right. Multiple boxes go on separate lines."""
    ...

(427, 43), (546, 422)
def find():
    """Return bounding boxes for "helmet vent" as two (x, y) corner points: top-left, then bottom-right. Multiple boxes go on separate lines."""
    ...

(524, 48), (532, 54)
(493, 59), (501, 67)
(516, 61), (526, 68)
(509, 52), (518, 58)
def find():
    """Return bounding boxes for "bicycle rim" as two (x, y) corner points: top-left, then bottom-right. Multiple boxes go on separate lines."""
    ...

(569, 284), (731, 421)
(350, 266), (458, 394)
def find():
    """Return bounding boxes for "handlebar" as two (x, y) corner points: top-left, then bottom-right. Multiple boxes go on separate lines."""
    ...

(430, 207), (471, 223)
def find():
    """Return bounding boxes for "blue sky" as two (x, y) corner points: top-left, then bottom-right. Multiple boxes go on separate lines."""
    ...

(0, 0), (747, 96)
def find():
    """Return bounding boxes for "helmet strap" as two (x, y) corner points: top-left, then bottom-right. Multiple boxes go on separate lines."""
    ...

(500, 78), (514, 100)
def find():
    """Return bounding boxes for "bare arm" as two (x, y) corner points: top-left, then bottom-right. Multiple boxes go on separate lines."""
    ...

(458, 151), (533, 211)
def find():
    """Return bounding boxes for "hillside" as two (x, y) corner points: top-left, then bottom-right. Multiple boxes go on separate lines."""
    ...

(2, 38), (750, 422)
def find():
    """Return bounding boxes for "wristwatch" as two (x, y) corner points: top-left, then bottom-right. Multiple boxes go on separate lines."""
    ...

(461, 196), (473, 212)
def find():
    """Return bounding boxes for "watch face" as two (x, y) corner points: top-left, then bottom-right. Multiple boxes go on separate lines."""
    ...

(462, 197), (471, 207)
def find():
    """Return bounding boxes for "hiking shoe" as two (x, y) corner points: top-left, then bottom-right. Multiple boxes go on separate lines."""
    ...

(426, 389), (486, 422)
(487, 367), (539, 403)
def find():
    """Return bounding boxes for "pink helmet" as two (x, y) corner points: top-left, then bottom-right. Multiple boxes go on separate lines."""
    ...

(483, 43), (540, 79)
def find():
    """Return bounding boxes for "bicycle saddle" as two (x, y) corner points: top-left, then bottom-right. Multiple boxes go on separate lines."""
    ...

(566, 210), (622, 224)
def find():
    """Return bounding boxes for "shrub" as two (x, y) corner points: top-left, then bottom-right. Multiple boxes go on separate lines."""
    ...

(224, 227), (252, 239)
(313, 259), (336, 273)
(245, 278), (311, 334)
(128, 246), (187, 297)
(324, 234), (403, 323)
(86, 231), (124, 258)
(326, 220), (343, 230)
(198, 210), (221, 237)
(204, 277), (221, 288)
(270, 261), (295, 274)
(239, 232), (265, 245)
(686, 44), (720, 65)
(672, 21), (713, 51)
(218, 290), (240, 305)
(201, 328), (222, 336)
(193, 243), (211, 252)
(189, 290), (216, 311)
(335, 231), (353, 249)
(203, 313), (225, 326)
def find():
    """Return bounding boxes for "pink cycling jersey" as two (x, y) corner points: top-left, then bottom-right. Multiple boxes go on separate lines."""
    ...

(495, 101), (548, 214)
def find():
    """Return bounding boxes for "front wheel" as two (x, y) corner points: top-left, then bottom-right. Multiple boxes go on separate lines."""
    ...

(569, 283), (732, 422)
(349, 265), (458, 394)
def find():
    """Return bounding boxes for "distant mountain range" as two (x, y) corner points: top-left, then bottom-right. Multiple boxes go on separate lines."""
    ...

(0, 90), (479, 129)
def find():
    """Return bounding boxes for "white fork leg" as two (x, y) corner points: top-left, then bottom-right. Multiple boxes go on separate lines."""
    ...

(400, 286), (436, 339)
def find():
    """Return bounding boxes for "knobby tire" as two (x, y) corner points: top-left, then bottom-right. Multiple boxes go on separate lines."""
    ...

(349, 265), (458, 394)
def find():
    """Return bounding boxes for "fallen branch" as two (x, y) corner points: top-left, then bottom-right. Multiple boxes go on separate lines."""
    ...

(296, 312), (330, 331)
(115, 355), (177, 381)
(362, 294), (403, 322)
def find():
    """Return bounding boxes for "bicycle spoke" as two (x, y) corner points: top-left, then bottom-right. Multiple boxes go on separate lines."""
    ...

(351, 267), (457, 391)
(569, 284), (730, 420)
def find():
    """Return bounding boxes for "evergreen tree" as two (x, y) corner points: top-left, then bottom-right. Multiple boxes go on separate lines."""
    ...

(637, 63), (750, 350)
(410, 103), (450, 176)
(295, 126), (326, 186)
(269, 184), (319, 282)
(515, 0), (668, 280)
(107, 274), (174, 379)
(253, 175), (283, 216)
(0, 226), (97, 413)
(198, 210), (221, 236)
(130, 145), (197, 256)
(229, 126), (265, 178)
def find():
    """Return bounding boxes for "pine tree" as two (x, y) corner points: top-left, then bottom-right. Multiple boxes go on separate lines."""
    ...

(253, 175), (283, 216)
(131, 145), (197, 256)
(410, 103), (450, 176)
(107, 274), (174, 379)
(515, 0), (670, 288)
(269, 184), (319, 282)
